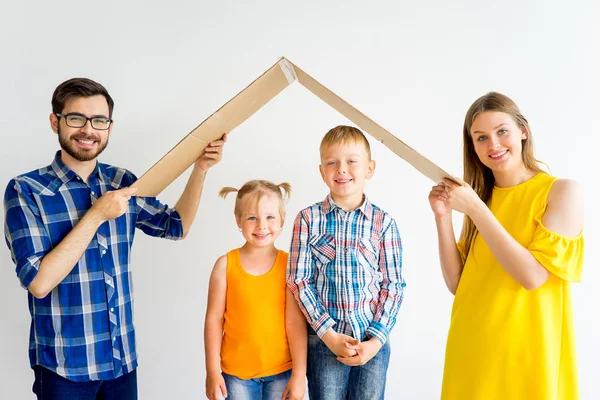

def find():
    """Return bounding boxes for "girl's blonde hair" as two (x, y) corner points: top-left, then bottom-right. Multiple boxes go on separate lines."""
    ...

(460, 92), (545, 257)
(219, 180), (292, 220)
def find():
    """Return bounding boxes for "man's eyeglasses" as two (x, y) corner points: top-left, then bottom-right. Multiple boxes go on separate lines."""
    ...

(55, 113), (113, 130)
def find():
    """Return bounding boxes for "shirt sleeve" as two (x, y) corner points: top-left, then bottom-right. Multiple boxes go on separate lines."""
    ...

(4, 179), (52, 289)
(134, 196), (184, 240)
(528, 219), (584, 282)
(117, 169), (183, 240)
(365, 217), (405, 344)
(286, 210), (336, 338)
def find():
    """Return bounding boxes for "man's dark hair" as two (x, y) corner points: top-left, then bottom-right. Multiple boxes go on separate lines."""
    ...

(52, 78), (114, 117)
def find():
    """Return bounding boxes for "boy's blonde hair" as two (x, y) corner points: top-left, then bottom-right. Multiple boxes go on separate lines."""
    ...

(320, 125), (371, 160)
(219, 180), (292, 221)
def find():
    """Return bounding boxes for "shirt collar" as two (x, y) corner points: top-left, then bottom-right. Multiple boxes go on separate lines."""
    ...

(49, 150), (104, 185)
(322, 194), (372, 220)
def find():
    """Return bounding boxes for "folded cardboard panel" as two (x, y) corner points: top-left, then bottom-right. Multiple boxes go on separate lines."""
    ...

(132, 59), (294, 196)
(132, 57), (454, 197)
(289, 59), (451, 184)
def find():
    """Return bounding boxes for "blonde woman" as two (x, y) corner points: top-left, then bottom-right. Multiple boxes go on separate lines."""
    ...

(429, 92), (584, 399)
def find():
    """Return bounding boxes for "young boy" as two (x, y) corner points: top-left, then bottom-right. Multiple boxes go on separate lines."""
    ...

(287, 125), (405, 399)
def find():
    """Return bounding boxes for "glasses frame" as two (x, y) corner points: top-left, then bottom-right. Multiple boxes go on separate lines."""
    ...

(55, 113), (113, 130)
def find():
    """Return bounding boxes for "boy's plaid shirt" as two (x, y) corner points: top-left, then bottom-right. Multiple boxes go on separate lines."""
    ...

(287, 194), (405, 344)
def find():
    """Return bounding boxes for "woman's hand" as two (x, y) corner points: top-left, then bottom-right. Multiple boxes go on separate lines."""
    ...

(429, 183), (452, 218)
(440, 178), (484, 217)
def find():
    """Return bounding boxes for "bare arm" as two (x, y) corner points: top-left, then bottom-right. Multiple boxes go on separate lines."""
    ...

(286, 288), (307, 378)
(204, 255), (228, 400)
(434, 215), (464, 295)
(283, 288), (307, 399)
(175, 135), (226, 238)
(28, 187), (137, 299)
(429, 184), (465, 295)
(542, 179), (584, 237)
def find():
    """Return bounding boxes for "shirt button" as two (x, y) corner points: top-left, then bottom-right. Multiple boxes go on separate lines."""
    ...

(102, 250), (107, 255)
(110, 308), (114, 312)
(106, 279), (112, 284)
(91, 191), (95, 196)
(113, 337), (116, 341)
(344, 248), (349, 254)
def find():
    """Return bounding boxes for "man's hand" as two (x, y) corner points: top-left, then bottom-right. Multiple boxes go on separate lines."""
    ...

(281, 372), (305, 400)
(195, 133), (227, 172)
(89, 187), (137, 223)
(336, 337), (383, 366)
(321, 329), (357, 357)
(205, 372), (227, 400)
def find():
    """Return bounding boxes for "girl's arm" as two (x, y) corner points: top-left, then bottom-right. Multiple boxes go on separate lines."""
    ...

(430, 184), (465, 295)
(444, 178), (583, 290)
(204, 255), (228, 400)
(282, 288), (307, 400)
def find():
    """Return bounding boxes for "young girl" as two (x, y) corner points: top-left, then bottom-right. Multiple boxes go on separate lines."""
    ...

(429, 92), (584, 399)
(204, 180), (307, 400)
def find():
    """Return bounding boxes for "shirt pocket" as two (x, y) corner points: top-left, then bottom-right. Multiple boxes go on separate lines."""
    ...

(309, 234), (336, 269)
(357, 238), (380, 272)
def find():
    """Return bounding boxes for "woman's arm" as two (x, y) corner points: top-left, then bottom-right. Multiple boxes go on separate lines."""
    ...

(435, 215), (465, 295)
(444, 178), (583, 290)
(429, 184), (465, 295)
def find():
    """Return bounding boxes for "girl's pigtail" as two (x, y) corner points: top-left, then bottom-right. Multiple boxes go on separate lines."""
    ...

(277, 182), (292, 201)
(219, 187), (239, 199)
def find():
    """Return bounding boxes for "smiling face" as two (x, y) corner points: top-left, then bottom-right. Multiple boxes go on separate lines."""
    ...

(319, 140), (375, 209)
(50, 95), (112, 163)
(236, 193), (284, 249)
(470, 111), (527, 174)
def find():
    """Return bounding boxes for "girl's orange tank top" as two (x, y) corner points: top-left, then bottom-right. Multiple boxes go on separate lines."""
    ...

(220, 249), (292, 379)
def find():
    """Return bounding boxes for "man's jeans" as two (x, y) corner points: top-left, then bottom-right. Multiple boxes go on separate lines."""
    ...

(32, 366), (137, 400)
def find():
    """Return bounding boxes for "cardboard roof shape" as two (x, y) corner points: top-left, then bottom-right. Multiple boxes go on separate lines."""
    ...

(132, 57), (455, 197)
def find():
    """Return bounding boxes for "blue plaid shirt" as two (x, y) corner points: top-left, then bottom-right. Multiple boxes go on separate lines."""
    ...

(287, 195), (405, 345)
(3, 151), (183, 382)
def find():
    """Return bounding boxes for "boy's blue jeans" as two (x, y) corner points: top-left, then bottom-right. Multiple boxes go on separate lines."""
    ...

(306, 331), (390, 400)
(222, 369), (292, 400)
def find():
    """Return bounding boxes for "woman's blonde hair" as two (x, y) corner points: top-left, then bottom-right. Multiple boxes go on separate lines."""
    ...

(219, 180), (292, 221)
(460, 92), (545, 256)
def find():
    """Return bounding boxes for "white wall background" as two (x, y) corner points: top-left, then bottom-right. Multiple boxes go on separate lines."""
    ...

(1, 0), (598, 398)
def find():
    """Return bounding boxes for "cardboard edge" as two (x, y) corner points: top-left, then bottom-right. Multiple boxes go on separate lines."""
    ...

(132, 57), (294, 196)
(286, 58), (458, 184)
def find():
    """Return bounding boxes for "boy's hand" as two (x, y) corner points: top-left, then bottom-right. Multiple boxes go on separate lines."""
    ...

(281, 372), (305, 400)
(321, 329), (358, 357)
(336, 337), (383, 366)
(205, 372), (227, 400)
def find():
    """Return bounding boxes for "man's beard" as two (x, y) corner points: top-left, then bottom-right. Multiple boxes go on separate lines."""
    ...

(58, 126), (108, 162)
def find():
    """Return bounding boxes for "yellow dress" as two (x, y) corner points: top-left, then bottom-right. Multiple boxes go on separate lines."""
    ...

(441, 173), (584, 400)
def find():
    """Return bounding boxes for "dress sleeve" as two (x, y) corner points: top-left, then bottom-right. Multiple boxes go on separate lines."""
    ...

(528, 220), (584, 282)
